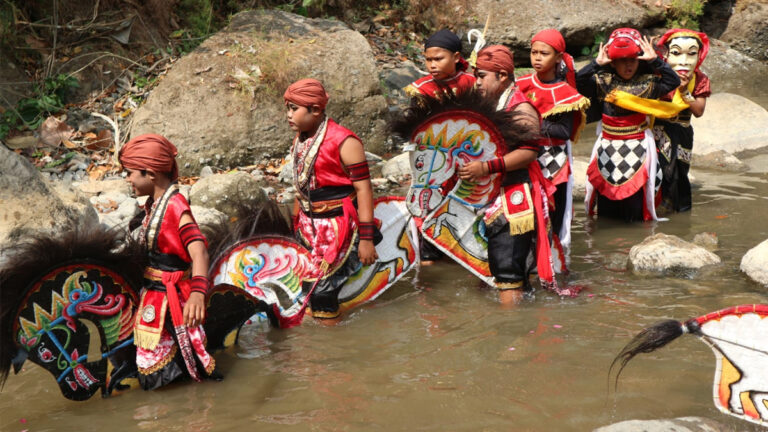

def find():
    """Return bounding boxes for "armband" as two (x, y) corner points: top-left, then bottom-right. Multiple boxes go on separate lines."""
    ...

(358, 221), (375, 241)
(180, 222), (206, 248)
(346, 161), (371, 182)
(189, 275), (210, 295)
(486, 157), (506, 174)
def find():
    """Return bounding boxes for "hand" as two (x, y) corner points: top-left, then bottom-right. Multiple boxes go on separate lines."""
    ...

(638, 35), (657, 62)
(183, 292), (206, 327)
(358, 239), (378, 266)
(595, 42), (610, 66)
(458, 161), (488, 182)
(678, 71), (690, 90)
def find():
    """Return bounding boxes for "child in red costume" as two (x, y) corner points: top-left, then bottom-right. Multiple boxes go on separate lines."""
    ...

(120, 134), (220, 390)
(404, 28), (476, 98)
(284, 79), (377, 325)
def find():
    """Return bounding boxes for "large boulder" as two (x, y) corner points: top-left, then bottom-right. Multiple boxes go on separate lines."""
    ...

(0, 146), (97, 243)
(629, 233), (721, 274)
(188, 171), (267, 219)
(593, 416), (727, 432)
(719, 0), (768, 61)
(470, 0), (663, 59)
(741, 239), (768, 286)
(132, 10), (388, 175)
(691, 93), (768, 156)
(701, 39), (768, 94)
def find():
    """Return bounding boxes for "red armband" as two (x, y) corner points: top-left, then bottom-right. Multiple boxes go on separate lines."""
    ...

(358, 221), (375, 241)
(180, 222), (206, 248)
(486, 157), (506, 174)
(189, 275), (210, 295)
(346, 161), (371, 182)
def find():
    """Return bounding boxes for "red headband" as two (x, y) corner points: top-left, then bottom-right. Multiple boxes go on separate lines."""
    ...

(119, 134), (179, 181)
(475, 45), (515, 75)
(283, 78), (329, 110)
(531, 29), (565, 53)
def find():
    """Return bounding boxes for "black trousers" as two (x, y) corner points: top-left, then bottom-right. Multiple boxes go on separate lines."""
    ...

(486, 218), (535, 290)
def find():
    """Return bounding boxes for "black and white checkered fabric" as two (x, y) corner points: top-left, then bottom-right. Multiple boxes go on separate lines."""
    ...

(597, 138), (646, 186)
(652, 126), (672, 163)
(654, 160), (662, 193)
(538, 144), (567, 180)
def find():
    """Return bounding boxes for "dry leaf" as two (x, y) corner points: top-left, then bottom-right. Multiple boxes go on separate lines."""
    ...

(86, 129), (114, 150)
(39, 116), (74, 147)
(63, 140), (78, 149)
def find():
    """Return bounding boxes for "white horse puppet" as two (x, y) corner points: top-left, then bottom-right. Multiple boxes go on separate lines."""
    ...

(612, 304), (768, 427)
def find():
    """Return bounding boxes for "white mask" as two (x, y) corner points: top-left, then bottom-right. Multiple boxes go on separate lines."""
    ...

(666, 37), (700, 75)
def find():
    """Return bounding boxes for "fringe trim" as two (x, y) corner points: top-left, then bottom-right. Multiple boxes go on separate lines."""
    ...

(541, 97), (590, 118)
(204, 357), (216, 375)
(507, 215), (535, 236)
(138, 344), (178, 376)
(133, 294), (168, 351)
(311, 309), (341, 319)
(496, 280), (524, 290)
(502, 183), (535, 236)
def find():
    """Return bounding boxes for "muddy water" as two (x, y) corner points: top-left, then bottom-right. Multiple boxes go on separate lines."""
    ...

(2, 95), (768, 431)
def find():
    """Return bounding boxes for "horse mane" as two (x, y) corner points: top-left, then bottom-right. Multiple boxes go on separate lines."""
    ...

(609, 319), (690, 390)
(0, 225), (146, 387)
(203, 197), (293, 269)
(389, 88), (539, 149)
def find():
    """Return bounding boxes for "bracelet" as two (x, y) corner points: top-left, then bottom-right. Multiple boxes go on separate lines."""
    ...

(681, 91), (695, 103)
(358, 221), (375, 241)
(189, 275), (210, 295)
(486, 157), (506, 174)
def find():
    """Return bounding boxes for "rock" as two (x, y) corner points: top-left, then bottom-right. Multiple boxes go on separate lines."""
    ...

(693, 232), (718, 251)
(691, 93), (768, 156)
(0, 58), (33, 106)
(131, 10), (388, 175)
(593, 416), (728, 432)
(278, 157), (293, 184)
(77, 178), (131, 197)
(629, 233), (721, 274)
(200, 166), (214, 177)
(370, 177), (389, 191)
(381, 153), (410, 178)
(5, 134), (39, 150)
(189, 171), (267, 219)
(471, 0), (663, 60)
(741, 239), (768, 286)
(381, 61), (422, 91)
(719, 1), (768, 61)
(702, 39), (768, 94)
(603, 252), (628, 272)
(692, 150), (748, 172)
(365, 151), (383, 163)
(190, 205), (227, 227)
(0, 146), (96, 243)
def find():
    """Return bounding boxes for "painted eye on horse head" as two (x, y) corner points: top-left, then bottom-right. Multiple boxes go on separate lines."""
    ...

(38, 343), (54, 363)
(415, 154), (425, 170)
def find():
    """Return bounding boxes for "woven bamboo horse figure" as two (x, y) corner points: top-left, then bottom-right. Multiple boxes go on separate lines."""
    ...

(612, 304), (768, 427)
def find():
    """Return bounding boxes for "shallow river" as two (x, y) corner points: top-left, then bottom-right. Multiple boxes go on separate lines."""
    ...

(2, 95), (768, 431)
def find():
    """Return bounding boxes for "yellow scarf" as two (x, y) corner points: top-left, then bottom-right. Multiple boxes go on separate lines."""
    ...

(604, 75), (695, 119)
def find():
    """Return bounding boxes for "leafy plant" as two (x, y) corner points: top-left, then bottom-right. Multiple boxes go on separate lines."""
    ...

(0, 74), (78, 139)
(581, 32), (607, 58)
(665, 0), (707, 30)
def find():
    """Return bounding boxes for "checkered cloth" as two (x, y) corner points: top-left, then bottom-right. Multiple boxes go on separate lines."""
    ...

(538, 144), (567, 180)
(653, 126), (672, 164)
(596, 138), (646, 186)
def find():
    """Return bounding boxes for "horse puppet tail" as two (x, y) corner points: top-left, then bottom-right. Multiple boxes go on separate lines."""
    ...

(610, 318), (701, 390)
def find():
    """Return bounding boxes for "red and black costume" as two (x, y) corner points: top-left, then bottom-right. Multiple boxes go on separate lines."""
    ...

(654, 29), (711, 212)
(576, 28), (681, 222)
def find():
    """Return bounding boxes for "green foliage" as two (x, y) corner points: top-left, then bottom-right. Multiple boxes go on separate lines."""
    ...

(0, 74), (78, 139)
(581, 32), (607, 58)
(665, 0), (707, 30)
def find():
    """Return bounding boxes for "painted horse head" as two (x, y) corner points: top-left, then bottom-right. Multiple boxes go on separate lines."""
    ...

(611, 304), (768, 428)
(390, 90), (535, 219)
(0, 227), (145, 401)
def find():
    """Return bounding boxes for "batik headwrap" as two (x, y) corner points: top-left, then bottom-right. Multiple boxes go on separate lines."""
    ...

(425, 28), (469, 72)
(119, 134), (179, 181)
(475, 45), (515, 75)
(606, 28), (642, 60)
(284, 78), (329, 110)
(531, 28), (576, 87)
(657, 28), (709, 71)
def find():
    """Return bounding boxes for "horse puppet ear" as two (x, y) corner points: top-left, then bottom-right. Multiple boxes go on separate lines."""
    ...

(609, 319), (686, 390)
(11, 348), (27, 374)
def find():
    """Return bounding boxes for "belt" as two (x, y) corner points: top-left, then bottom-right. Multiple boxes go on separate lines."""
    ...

(298, 192), (357, 214)
(144, 267), (190, 282)
(602, 121), (648, 136)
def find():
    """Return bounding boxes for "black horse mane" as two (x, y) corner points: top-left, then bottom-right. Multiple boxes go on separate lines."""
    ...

(0, 225), (146, 387)
(609, 319), (696, 390)
(203, 197), (293, 270)
(389, 88), (540, 150)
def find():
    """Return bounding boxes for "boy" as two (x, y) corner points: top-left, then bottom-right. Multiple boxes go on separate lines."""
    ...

(284, 78), (377, 325)
(516, 29), (589, 253)
(576, 28), (680, 222)
(459, 45), (567, 304)
(404, 28), (476, 98)
(120, 134), (219, 389)
(654, 29), (710, 213)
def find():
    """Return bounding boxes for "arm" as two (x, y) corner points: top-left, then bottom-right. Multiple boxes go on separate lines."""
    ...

(339, 137), (378, 266)
(179, 211), (209, 327)
(678, 72), (707, 117)
(541, 111), (576, 141)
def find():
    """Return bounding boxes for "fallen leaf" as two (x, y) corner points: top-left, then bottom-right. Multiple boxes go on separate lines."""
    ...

(39, 116), (74, 147)
(63, 140), (78, 149)
(86, 129), (113, 150)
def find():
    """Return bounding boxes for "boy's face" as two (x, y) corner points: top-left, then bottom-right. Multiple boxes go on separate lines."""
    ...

(286, 102), (321, 133)
(612, 57), (639, 80)
(125, 168), (154, 197)
(530, 41), (562, 76)
(424, 47), (459, 82)
(474, 69), (509, 99)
